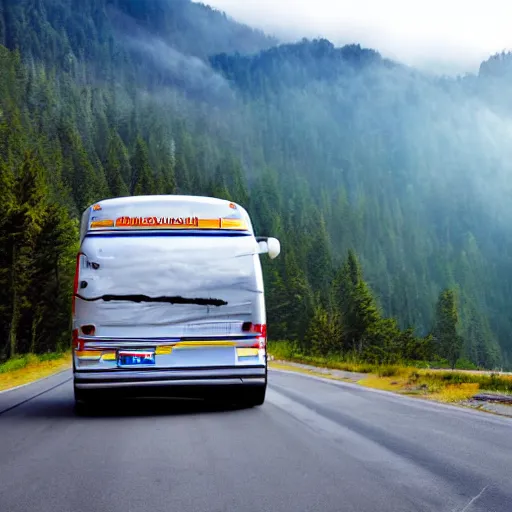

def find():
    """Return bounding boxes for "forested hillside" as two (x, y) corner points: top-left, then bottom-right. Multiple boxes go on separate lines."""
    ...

(0, 0), (511, 369)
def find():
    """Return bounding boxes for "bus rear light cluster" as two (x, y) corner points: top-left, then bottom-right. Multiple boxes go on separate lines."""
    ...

(72, 329), (84, 351)
(242, 323), (267, 349)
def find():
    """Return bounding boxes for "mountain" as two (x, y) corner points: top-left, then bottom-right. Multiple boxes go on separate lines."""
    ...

(208, 41), (512, 367)
(210, 39), (391, 92)
(1, 0), (276, 61)
(0, 0), (511, 369)
(0, 0), (276, 101)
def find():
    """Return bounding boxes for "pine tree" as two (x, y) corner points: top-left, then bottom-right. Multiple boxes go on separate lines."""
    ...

(174, 126), (193, 193)
(160, 163), (177, 194)
(306, 215), (333, 300)
(363, 317), (401, 364)
(210, 163), (232, 200)
(332, 249), (380, 355)
(282, 250), (315, 346)
(349, 280), (382, 355)
(6, 151), (47, 356)
(433, 289), (463, 369)
(262, 267), (289, 340)
(105, 130), (130, 197)
(130, 136), (155, 195)
(0, 127), (16, 358)
(59, 122), (105, 211)
(224, 154), (249, 206)
(30, 203), (78, 353)
(306, 302), (341, 357)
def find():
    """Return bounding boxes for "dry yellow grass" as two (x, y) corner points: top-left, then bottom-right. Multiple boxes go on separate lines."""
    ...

(429, 383), (480, 403)
(274, 361), (485, 405)
(358, 376), (408, 392)
(0, 354), (71, 392)
(360, 376), (481, 402)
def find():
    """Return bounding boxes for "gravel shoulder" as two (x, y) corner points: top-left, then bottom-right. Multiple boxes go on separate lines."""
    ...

(269, 359), (512, 418)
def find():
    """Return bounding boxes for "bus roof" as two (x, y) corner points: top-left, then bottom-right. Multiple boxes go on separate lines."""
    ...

(80, 195), (254, 242)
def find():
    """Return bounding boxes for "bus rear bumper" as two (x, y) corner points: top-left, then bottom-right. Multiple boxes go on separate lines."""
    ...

(73, 367), (266, 399)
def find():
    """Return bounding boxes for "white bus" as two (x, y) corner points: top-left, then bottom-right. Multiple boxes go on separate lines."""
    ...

(72, 195), (280, 407)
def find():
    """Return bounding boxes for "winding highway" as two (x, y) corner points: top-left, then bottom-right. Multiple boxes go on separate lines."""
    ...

(1, 368), (511, 512)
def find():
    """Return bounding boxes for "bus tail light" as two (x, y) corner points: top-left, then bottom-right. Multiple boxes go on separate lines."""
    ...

(72, 329), (83, 351)
(242, 323), (267, 349)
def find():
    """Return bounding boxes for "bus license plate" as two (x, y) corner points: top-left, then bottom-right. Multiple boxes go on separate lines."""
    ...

(118, 350), (155, 366)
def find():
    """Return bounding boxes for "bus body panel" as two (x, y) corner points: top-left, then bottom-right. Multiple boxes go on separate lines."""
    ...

(72, 196), (270, 403)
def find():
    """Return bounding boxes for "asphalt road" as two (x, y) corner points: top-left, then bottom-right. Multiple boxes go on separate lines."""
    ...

(1, 369), (511, 512)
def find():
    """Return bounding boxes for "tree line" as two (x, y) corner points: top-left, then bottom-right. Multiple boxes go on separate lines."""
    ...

(295, 249), (464, 368)
(0, 45), (466, 369)
(0, 0), (509, 368)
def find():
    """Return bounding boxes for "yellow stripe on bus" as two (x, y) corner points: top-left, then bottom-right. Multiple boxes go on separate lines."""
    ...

(90, 220), (114, 228)
(236, 348), (259, 357)
(155, 346), (173, 355)
(76, 350), (102, 360)
(174, 341), (238, 348)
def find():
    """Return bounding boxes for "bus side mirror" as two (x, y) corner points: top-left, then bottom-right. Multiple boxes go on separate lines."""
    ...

(257, 237), (281, 260)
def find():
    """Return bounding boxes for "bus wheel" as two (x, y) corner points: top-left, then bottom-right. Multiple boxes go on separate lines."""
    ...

(74, 385), (91, 411)
(244, 387), (266, 407)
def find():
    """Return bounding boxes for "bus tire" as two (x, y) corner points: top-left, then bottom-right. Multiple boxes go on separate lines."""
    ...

(74, 385), (91, 407)
(245, 386), (266, 407)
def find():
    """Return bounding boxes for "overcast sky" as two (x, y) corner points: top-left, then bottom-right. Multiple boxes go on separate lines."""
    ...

(201, 0), (512, 74)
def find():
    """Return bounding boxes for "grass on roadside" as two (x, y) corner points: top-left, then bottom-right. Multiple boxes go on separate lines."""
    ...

(268, 341), (384, 374)
(358, 374), (484, 402)
(269, 341), (512, 404)
(360, 368), (512, 402)
(0, 352), (71, 392)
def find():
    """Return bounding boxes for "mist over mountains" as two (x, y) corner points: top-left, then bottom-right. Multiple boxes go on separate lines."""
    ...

(1, 0), (512, 367)
(202, 0), (512, 75)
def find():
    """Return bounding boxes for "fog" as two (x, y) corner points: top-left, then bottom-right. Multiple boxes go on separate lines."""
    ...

(107, 4), (236, 105)
(201, 0), (512, 74)
(124, 34), (233, 98)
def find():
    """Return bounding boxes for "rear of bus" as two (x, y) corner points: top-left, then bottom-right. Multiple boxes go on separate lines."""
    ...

(72, 195), (280, 407)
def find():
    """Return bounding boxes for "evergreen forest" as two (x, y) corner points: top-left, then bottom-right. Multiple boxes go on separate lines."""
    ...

(1, 0), (512, 369)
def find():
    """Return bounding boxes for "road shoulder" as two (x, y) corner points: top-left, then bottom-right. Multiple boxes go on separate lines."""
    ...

(0, 369), (72, 415)
(0, 354), (71, 392)
(269, 360), (512, 418)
